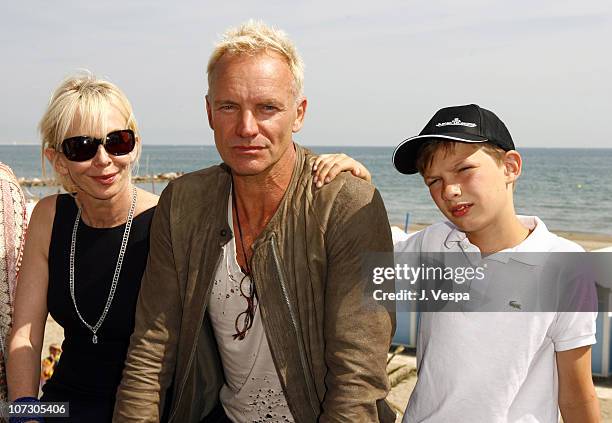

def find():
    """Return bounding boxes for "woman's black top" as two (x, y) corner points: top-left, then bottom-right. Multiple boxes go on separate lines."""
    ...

(41, 194), (155, 421)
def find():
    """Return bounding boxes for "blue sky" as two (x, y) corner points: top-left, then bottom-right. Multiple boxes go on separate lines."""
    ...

(1, 0), (610, 147)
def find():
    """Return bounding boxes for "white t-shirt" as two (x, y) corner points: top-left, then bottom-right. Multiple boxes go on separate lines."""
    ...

(207, 195), (294, 422)
(398, 216), (597, 423)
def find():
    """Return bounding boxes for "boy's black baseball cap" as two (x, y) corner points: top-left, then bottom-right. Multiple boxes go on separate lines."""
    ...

(392, 104), (515, 174)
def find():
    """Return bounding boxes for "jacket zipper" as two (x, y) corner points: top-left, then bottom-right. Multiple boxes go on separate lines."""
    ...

(270, 233), (319, 418)
(168, 252), (222, 422)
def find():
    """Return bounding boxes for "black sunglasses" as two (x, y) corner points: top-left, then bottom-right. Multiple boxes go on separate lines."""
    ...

(61, 129), (136, 162)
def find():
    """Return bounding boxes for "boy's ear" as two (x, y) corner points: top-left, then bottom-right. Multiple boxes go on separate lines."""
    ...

(503, 150), (522, 185)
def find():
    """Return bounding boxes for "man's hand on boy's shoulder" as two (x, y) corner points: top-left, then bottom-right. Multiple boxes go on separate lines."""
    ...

(556, 346), (601, 422)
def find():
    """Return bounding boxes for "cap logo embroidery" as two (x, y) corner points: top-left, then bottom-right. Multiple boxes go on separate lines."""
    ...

(436, 118), (477, 128)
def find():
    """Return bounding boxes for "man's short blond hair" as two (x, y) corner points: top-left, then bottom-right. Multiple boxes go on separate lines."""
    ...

(39, 71), (140, 191)
(207, 20), (304, 98)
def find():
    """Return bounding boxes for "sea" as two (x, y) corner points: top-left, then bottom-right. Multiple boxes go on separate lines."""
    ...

(1, 145), (611, 235)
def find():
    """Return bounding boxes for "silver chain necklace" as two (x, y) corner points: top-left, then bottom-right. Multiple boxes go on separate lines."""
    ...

(69, 186), (137, 344)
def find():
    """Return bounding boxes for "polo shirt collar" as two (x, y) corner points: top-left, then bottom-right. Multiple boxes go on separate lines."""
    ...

(443, 216), (550, 265)
(444, 225), (470, 250)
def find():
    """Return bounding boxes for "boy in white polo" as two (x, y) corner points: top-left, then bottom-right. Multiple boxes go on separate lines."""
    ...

(312, 104), (600, 422)
(391, 104), (599, 422)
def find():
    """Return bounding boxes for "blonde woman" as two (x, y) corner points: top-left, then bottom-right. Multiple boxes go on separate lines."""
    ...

(7, 73), (158, 422)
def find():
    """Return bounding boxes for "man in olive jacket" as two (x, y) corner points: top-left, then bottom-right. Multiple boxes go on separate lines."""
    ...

(114, 20), (395, 423)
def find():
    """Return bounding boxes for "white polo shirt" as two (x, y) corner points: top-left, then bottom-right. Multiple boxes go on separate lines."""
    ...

(397, 216), (597, 423)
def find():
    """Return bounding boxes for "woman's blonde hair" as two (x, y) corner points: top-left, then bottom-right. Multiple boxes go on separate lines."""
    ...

(39, 71), (140, 191)
(207, 20), (304, 99)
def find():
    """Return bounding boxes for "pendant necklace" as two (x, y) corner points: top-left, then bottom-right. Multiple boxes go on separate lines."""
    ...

(69, 186), (137, 344)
